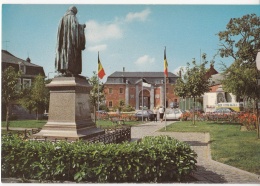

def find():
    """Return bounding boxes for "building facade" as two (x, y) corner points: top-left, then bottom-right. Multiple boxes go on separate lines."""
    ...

(203, 73), (242, 112)
(2, 50), (45, 89)
(2, 50), (46, 119)
(104, 71), (179, 110)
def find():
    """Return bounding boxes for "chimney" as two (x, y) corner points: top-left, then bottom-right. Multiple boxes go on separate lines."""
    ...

(26, 57), (31, 63)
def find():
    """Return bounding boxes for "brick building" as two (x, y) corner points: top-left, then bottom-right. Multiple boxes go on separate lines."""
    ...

(104, 71), (179, 110)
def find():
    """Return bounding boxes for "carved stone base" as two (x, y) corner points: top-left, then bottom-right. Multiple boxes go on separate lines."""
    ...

(33, 76), (104, 141)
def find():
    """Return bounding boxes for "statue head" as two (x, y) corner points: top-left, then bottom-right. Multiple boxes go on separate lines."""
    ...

(68, 6), (77, 15)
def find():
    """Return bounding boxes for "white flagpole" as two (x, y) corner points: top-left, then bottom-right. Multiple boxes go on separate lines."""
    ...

(97, 52), (100, 121)
(164, 74), (167, 130)
(164, 46), (167, 130)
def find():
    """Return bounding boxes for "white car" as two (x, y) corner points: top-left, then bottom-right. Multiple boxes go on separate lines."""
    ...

(164, 108), (185, 120)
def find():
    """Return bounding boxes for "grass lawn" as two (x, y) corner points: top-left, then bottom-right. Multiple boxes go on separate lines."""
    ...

(1, 119), (142, 130)
(1, 120), (47, 129)
(161, 121), (260, 175)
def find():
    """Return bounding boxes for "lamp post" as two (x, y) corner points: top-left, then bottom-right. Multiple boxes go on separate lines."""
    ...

(256, 50), (260, 139)
(142, 78), (144, 123)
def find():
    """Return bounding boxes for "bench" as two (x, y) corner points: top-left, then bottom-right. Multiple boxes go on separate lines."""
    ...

(110, 117), (125, 125)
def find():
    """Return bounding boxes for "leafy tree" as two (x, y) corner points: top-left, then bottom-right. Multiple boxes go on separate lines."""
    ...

(19, 75), (49, 120)
(175, 54), (211, 125)
(2, 66), (20, 130)
(88, 71), (106, 122)
(217, 13), (260, 136)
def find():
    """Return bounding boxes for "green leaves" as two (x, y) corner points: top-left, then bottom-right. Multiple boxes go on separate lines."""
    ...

(2, 135), (197, 183)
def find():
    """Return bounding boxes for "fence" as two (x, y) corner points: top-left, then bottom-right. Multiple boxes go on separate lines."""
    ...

(5, 126), (131, 144)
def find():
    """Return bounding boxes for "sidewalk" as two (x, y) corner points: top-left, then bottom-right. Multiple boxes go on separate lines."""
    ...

(131, 120), (260, 183)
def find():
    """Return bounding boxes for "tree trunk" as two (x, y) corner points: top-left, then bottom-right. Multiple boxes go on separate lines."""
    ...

(193, 97), (196, 125)
(6, 103), (10, 131)
(94, 105), (96, 124)
(256, 99), (260, 139)
(36, 108), (39, 120)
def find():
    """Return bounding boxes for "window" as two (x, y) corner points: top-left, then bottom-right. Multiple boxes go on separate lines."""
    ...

(109, 88), (112, 94)
(19, 62), (26, 74)
(119, 88), (123, 94)
(108, 101), (113, 107)
(23, 79), (31, 88)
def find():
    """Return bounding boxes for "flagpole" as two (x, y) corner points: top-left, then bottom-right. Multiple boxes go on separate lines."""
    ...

(97, 52), (100, 122)
(164, 46), (167, 130)
(164, 71), (167, 130)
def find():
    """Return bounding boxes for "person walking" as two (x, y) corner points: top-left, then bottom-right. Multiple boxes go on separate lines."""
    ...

(159, 106), (164, 122)
(153, 107), (158, 122)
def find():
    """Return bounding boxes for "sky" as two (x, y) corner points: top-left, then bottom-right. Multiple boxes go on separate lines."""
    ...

(2, 2), (260, 82)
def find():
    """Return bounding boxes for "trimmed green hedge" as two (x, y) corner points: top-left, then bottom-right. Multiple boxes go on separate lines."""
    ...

(1, 135), (197, 183)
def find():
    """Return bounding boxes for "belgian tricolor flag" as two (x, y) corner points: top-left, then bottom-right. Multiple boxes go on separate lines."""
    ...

(98, 52), (105, 79)
(164, 47), (168, 77)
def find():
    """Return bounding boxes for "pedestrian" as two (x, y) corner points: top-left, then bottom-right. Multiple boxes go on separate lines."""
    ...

(159, 106), (164, 122)
(153, 107), (158, 122)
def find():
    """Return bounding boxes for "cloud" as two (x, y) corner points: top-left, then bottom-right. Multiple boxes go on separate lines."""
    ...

(125, 8), (151, 22)
(134, 55), (155, 65)
(85, 8), (151, 52)
(173, 66), (187, 76)
(87, 44), (107, 52)
(85, 20), (123, 43)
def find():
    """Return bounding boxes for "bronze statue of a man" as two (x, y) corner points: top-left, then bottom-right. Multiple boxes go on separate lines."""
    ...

(55, 6), (86, 76)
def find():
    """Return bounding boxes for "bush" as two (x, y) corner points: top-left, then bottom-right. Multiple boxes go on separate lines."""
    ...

(1, 135), (197, 183)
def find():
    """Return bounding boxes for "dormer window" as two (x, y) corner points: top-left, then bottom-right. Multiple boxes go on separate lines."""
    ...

(18, 62), (26, 74)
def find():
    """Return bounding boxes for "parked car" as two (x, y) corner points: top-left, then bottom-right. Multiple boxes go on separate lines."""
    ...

(164, 108), (186, 120)
(190, 107), (204, 114)
(96, 110), (108, 115)
(212, 108), (237, 115)
(135, 110), (155, 121)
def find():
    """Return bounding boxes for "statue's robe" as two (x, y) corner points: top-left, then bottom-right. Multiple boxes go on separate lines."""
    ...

(55, 8), (85, 76)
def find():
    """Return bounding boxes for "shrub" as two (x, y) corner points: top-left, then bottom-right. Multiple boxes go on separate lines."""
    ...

(1, 135), (197, 183)
(237, 112), (257, 130)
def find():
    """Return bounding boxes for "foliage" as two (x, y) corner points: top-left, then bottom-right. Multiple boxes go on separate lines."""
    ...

(89, 71), (106, 113)
(1, 135), (197, 183)
(217, 14), (260, 131)
(19, 75), (49, 120)
(2, 66), (21, 130)
(122, 105), (135, 112)
(162, 121), (260, 175)
(174, 55), (211, 125)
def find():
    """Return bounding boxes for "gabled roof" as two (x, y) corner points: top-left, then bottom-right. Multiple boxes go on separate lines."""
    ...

(2, 50), (45, 76)
(2, 50), (42, 68)
(109, 71), (178, 78)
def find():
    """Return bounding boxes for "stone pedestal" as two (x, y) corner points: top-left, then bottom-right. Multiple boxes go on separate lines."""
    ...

(33, 76), (105, 141)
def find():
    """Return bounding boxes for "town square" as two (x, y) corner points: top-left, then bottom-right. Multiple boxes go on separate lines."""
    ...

(1, 1), (260, 184)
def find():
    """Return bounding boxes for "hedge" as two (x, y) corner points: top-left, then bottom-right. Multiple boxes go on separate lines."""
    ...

(1, 135), (197, 183)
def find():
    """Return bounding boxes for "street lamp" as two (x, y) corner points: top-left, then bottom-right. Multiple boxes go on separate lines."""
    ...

(256, 49), (260, 71)
(256, 50), (260, 139)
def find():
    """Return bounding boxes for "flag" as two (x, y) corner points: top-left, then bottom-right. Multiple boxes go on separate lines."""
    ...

(164, 47), (168, 77)
(98, 52), (105, 79)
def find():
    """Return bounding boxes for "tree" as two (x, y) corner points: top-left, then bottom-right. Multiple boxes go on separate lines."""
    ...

(88, 71), (106, 123)
(2, 66), (20, 130)
(217, 13), (260, 137)
(174, 54), (211, 125)
(19, 74), (49, 120)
